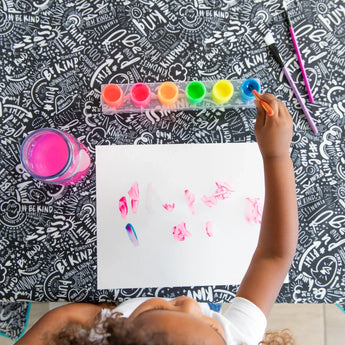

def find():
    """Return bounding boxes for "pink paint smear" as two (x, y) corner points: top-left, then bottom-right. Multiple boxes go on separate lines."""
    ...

(162, 203), (175, 212)
(206, 221), (213, 237)
(202, 181), (235, 207)
(119, 196), (128, 219)
(184, 189), (196, 214)
(173, 222), (191, 241)
(128, 182), (139, 213)
(245, 197), (263, 224)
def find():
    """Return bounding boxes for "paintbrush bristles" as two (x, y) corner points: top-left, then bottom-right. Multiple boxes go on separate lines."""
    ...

(283, 0), (296, 9)
(264, 32), (285, 67)
(268, 45), (285, 67)
(264, 32), (275, 46)
(283, 0), (293, 27)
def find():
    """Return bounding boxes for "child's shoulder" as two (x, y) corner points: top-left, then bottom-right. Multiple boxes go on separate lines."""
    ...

(59, 303), (105, 325)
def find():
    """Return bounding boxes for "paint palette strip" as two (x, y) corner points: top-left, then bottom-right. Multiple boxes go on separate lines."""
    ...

(101, 78), (261, 114)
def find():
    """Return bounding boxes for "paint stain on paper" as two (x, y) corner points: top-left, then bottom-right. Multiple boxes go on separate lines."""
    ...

(173, 222), (191, 241)
(202, 181), (235, 207)
(201, 195), (218, 207)
(185, 189), (196, 214)
(145, 183), (154, 213)
(162, 203), (175, 212)
(119, 196), (128, 219)
(245, 197), (263, 224)
(125, 223), (139, 246)
(206, 221), (213, 237)
(128, 182), (139, 213)
(214, 181), (235, 200)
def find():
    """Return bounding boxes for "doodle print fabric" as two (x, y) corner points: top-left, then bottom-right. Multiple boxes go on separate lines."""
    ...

(0, 0), (345, 318)
(0, 302), (30, 341)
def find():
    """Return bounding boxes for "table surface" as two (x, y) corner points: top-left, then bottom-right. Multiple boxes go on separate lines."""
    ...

(1, 0), (345, 304)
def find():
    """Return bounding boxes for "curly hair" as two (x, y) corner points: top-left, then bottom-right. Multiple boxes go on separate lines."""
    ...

(48, 317), (173, 345)
(48, 313), (295, 345)
(260, 329), (295, 345)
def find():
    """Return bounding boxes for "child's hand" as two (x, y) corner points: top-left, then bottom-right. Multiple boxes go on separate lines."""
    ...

(254, 93), (293, 160)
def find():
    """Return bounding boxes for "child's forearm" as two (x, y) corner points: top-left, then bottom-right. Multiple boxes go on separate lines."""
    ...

(258, 154), (299, 261)
(236, 154), (298, 316)
(237, 94), (297, 316)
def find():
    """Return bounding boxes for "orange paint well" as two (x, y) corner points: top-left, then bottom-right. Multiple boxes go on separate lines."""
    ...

(157, 82), (179, 106)
(102, 84), (124, 108)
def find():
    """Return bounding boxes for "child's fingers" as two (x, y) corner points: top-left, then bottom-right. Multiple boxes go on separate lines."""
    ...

(258, 93), (280, 118)
(278, 99), (292, 120)
(278, 101), (294, 129)
(254, 99), (266, 128)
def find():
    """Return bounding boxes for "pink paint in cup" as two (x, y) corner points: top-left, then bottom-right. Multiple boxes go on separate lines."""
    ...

(20, 128), (91, 185)
(130, 83), (151, 107)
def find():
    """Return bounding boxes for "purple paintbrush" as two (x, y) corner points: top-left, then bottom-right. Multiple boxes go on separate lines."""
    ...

(264, 32), (318, 134)
(283, 0), (314, 103)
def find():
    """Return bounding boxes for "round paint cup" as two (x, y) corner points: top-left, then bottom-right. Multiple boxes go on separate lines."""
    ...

(240, 78), (261, 102)
(185, 81), (206, 105)
(20, 128), (90, 185)
(102, 84), (124, 108)
(157, 81), (179, 106)
(130, 83), (151, 107)
(211, 80), (234, 104)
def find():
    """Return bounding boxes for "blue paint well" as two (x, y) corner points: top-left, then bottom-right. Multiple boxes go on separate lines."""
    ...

(240, 78), (261, 102)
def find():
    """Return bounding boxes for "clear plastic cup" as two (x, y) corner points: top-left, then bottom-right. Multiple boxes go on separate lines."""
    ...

(20, 128), (91, 185)
(157, 81), (179, 106)
(185, 81), (206, 105)
(240, 78), (261, 102)
(102, 83), (125, 108)
(211, 80), (234, 104)
(130, 83), (151, 107)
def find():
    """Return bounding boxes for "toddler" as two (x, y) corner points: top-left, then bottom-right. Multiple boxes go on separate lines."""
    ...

(16, 94), (298, 345)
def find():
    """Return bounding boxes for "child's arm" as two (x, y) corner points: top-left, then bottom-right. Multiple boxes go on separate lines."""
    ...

(236, 94), (299, 317)
(15, 303), (102, 345)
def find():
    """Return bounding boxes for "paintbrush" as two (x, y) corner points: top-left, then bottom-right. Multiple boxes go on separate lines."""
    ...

(251, 89), (274, 116)
(264, 32), (318, 134)
(283, 0), (314, 103)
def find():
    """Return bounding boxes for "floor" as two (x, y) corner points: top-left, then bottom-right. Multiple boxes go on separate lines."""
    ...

(0, 303), (344, 344)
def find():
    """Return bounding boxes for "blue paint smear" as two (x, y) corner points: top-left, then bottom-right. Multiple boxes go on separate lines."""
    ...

(125, 223), (139, 246)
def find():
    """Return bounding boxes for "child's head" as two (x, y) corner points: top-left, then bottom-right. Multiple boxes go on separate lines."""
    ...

(49, 296), (226, 345)
(129, 296), (226, 344)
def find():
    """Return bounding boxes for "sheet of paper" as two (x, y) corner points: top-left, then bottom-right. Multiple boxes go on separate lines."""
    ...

(96, 143), (265, 289)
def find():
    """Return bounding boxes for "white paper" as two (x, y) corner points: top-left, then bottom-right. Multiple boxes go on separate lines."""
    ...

(96, 143), (265, 289)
